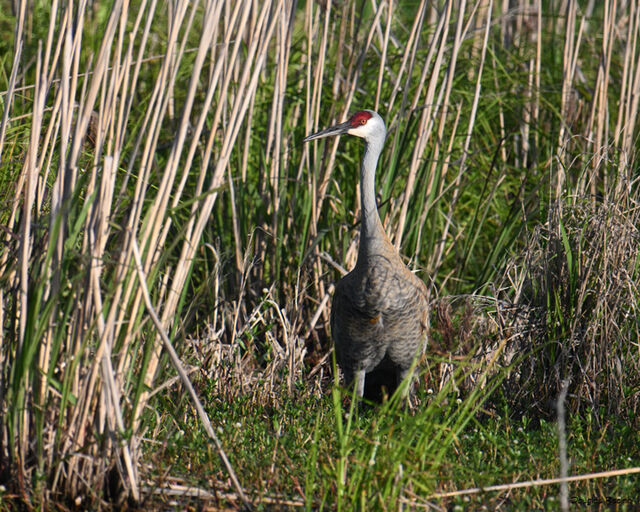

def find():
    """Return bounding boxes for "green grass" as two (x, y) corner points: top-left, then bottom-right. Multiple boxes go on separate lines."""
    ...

(142, 378), (640, 510)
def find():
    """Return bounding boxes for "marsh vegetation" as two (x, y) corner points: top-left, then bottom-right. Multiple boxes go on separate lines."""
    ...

(0, 0), (639, 509)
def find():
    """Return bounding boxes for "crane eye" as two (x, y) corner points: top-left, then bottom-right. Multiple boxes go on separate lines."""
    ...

(350, 111), (373, 128)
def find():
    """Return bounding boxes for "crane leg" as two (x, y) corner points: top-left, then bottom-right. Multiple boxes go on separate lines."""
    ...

(395, 367), (406, 383)
(397, 368), (415, 406)
(355, 369), (366, 398)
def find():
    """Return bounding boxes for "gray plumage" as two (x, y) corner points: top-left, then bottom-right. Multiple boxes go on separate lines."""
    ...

(304, 110), (429, 401)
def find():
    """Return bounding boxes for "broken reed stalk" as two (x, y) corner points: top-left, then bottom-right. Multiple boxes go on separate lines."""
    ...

(130, 238), (251, 510)
(557, 378), (570, 511)
(424, 466), (640, 501)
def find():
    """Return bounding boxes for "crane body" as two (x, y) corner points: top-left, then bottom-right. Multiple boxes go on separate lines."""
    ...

(305, 110), (428, 401)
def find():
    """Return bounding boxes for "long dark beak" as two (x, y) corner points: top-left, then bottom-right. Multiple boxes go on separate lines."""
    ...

(303, 120), (351, 142)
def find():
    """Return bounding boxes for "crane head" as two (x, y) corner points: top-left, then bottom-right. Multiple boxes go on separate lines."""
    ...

(303, 110), (386, 143)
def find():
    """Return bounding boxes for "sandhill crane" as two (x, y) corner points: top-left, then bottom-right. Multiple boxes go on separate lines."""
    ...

(304, 110), (429, 402)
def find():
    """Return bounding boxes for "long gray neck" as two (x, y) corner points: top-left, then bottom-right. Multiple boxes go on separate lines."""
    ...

(359, 135), (385, 247)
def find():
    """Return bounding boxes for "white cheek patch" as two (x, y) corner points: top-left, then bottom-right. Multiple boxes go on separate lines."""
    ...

(348, 126), (369, 137)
